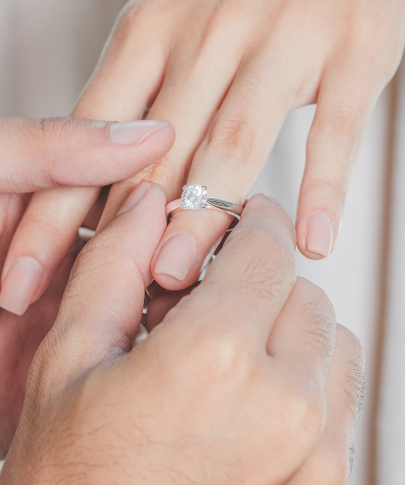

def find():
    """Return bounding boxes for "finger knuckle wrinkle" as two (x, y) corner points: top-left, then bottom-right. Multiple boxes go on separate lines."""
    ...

(238, 254), (295, 304)
(25, 216), (69, 244)
(236, 229), (296, 275)
(306, 178), (346, 206)
(203, 118), (256, 162)
(38, 117), (80, 141)
(309, 108), (360, 157)
(324, 108), (361, 147)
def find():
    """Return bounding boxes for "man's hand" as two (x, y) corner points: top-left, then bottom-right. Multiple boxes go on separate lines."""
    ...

(0, 187), (364, 484)
(0, 116), (174, 453)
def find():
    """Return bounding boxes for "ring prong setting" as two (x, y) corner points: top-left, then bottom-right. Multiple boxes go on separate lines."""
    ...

(181, 185), (208, 210)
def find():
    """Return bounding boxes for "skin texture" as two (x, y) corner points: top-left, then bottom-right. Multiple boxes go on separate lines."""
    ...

(2, 0), (405, 313)
(0, 187), (365, 485)
(0, 116), (175, 453)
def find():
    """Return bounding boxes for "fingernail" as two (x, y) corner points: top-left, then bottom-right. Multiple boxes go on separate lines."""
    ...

(155, 234), (197, 280)
(0, 257), (43, 316)
(118, 180), (150, 215)
(110, 120), (171, 145)
(306, 213), (334, 258)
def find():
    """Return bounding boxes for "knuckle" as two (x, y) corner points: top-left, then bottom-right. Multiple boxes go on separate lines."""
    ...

(279, 379), (325, 445)
(21, 216), (70, 249)
(34, 117), (90, 185)
(313, 107), (360, 151)
(237, 248), (296, 305)
(201, 118), (256, 163)
(183, 319), (256, 384)
(37, 116), (86, 144)
(232, 228), (297, 299)
(304, 178), (346, 209)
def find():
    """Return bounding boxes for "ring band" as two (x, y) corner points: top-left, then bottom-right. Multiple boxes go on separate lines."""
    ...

(165, 185), (243, 221)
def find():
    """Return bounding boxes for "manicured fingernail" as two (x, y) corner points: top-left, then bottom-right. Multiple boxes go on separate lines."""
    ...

(155, 234), (197, 281)
(306, 213), (334, 258)
(110, 120), (171, 145)
(118, 180), (150, 215)
(0, 257), (43, 316)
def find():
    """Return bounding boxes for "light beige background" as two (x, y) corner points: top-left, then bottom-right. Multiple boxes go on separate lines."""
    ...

(1, 1), (404, 484)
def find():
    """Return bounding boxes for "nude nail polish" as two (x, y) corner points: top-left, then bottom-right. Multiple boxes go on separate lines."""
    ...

(110, 120), (171, 145)
(306, 213), (333, 258)
(0, 257), (43, 316)
(155, 234), (197, 280)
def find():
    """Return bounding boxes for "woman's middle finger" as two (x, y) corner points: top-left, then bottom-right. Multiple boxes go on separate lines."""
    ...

(151, 28), (323, 289)
(97, 0), (261, 229)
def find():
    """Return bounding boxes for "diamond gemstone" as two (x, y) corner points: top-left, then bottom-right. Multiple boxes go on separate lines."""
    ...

(181, 185), (207, 210)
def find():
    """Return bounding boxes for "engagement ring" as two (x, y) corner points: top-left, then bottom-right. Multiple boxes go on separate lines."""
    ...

(165, 185), (243, 222)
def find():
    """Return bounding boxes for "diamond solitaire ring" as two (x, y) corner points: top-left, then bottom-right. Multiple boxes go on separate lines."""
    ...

(165, 185), (243, 221)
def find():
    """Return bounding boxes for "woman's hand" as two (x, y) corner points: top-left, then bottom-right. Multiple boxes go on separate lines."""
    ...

(4, 0), (405, 308)
(0, 190), (364, 484)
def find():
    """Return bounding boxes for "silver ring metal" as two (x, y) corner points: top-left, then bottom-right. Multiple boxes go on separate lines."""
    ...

(165, 185), (243, 222)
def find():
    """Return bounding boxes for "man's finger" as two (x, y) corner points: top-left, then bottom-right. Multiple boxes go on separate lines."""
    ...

(159, 194), (297, 345)
(267, 277), (336, 388)
(288, 324), (365, 485)
(0, 117), (174, 316)
(0, 117), (174, 193)
(250, 278), (338, 483)
(27, 182), (167, 389)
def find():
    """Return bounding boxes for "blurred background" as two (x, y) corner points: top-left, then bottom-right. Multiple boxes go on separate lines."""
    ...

(1, 1), (405, 484)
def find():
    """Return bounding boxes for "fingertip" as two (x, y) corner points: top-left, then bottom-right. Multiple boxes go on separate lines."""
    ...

(243, 193), (291, 224)
(241, 194), (297, 251)
(153, 233), (197, 288)
(116, 180), (168, 218)
(0, 257), (43, 316)
(148, 181), (169, 205)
